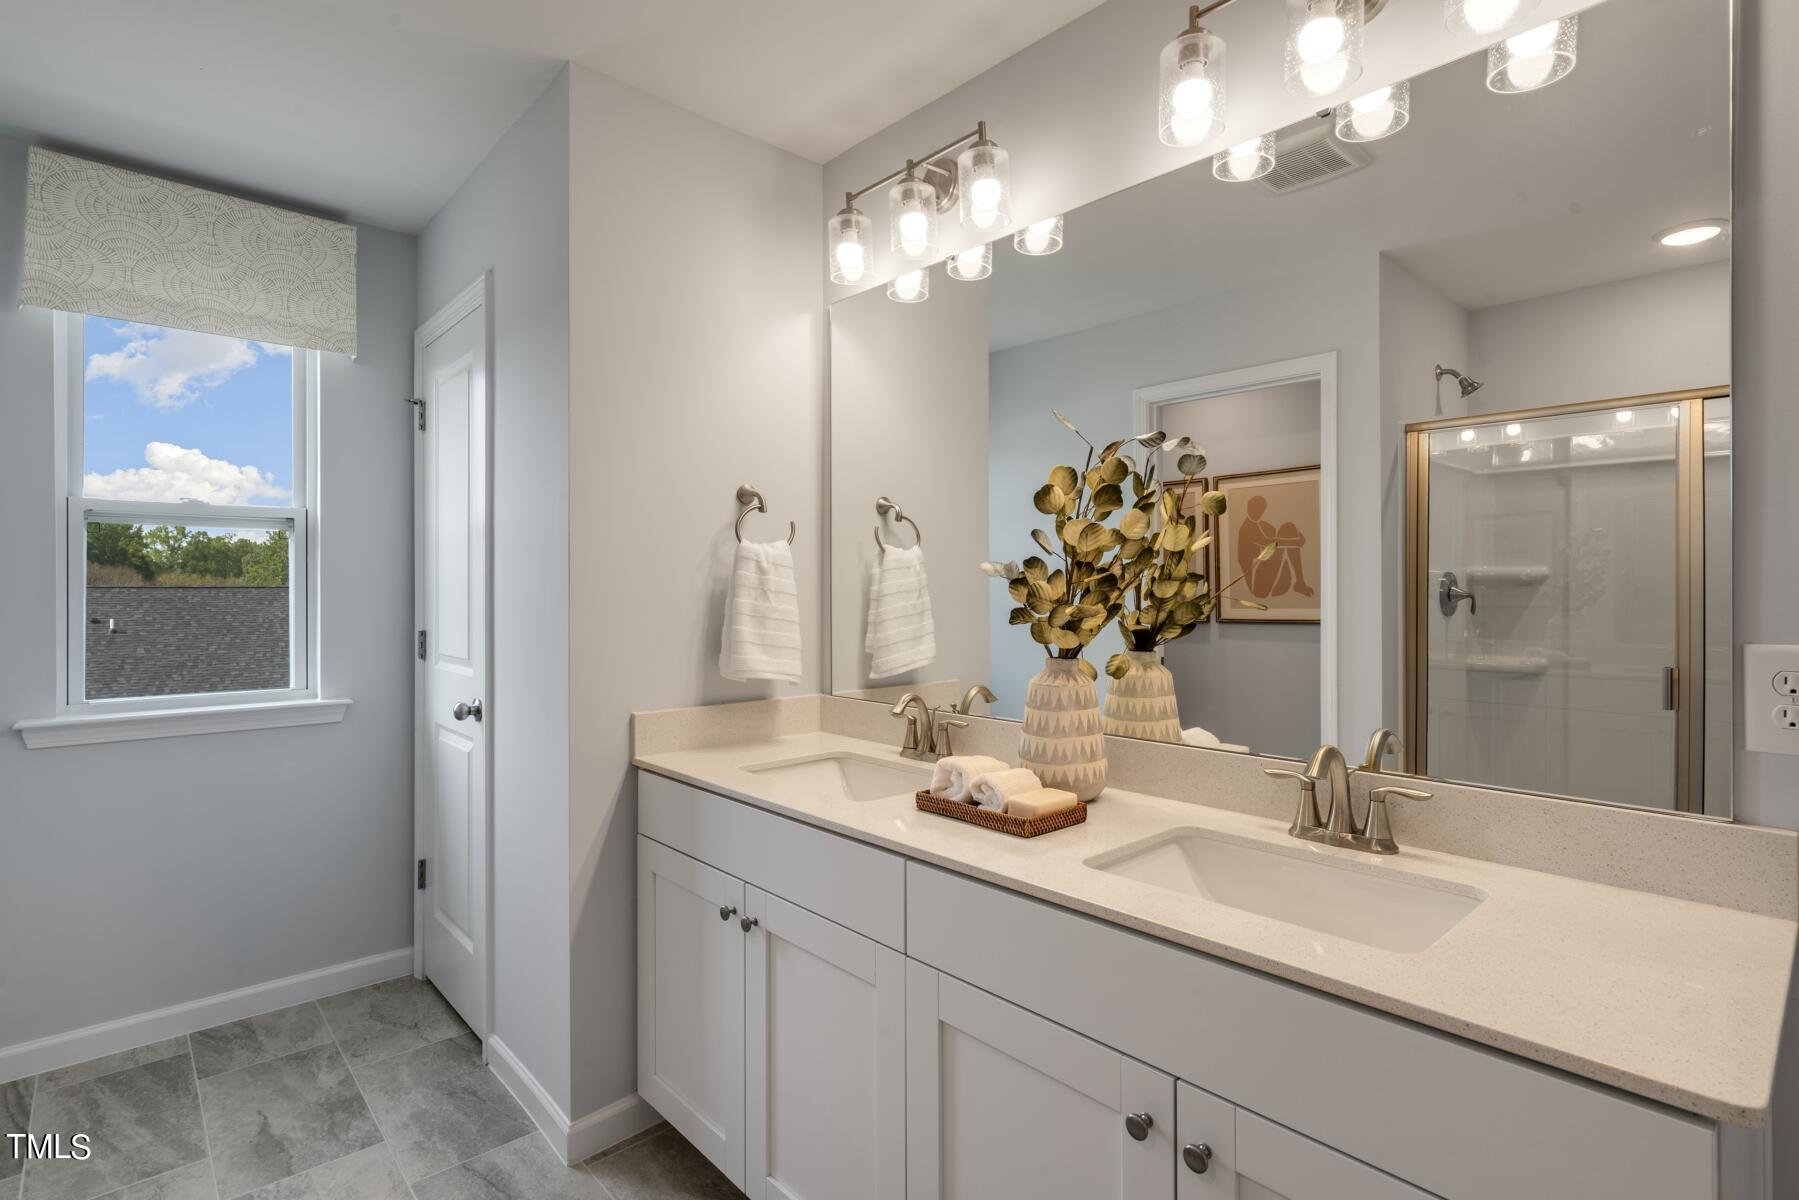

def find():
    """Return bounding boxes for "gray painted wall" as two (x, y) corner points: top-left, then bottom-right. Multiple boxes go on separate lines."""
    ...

(416, 70), (575, 1111)
(565, 64), (824, 1121)
(0, 134), (417, 1050)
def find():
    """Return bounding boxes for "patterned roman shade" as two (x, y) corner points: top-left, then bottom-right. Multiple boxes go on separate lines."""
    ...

(20, 147), (357, 355)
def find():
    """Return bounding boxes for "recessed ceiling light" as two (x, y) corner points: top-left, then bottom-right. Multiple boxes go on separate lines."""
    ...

(1656, 219), (1729, 248)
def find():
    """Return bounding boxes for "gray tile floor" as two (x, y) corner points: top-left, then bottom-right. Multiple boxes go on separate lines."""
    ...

(3, 977), (738, 1200)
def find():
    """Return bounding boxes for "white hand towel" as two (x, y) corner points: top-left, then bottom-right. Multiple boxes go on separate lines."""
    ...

(969, 767), (1044, 813)
(865, 544), (937, 679)
(929, 754), (1008, 803)
(719, 540), (804, 684)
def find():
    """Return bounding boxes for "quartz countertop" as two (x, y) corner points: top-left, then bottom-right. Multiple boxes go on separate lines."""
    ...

(635, 730), (1796, 1128)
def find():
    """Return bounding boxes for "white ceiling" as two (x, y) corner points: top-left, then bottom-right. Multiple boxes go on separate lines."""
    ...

(0, 0), (1105, 232)
(982, 0), (1730, 351)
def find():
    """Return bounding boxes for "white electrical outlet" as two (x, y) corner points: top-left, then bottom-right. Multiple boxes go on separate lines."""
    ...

(1745, 644), (1799, 755)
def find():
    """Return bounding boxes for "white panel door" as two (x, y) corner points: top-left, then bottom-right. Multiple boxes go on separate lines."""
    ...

(415, 279), (490, 1036)
(906, 962), (1173, 1200)
(638, 837), (748, 1186)
(1176, 1082), (1439, 1200)
(743, 887), (905, 1200)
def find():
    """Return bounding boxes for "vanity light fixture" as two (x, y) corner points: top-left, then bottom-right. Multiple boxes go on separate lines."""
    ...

(827, 196), (874, 285)
(1444, 0), (1537, 36)
(889, 163), (940, 264)
(1212, 134), (1275, 182)
(1458, 428), (1477, 443)
(1487, 16), (1577, 93)
(1158, 1), (1234, 148)
(1335, 80), (1410, 142)
(1285, 0), (1365, 98)
(1504, 422), (1522, 436)
(956, 124), (1012, 231)
(946, 243), (993, 282)
(1615, 409), (1634, 424)
(1014, 214), (1065, 256)
(888, 267), (931, 304)
(1657, 219), (1729, 247)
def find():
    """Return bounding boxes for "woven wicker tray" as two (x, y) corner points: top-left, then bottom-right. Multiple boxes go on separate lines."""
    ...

(914, 790), (1088, 839)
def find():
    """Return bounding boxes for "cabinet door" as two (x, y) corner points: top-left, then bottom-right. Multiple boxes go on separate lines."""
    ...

(1176, 1083), (1438, 1200)
(907, 962), (1173, 1200)
(638, 836), (747, 1186)
(743, 887), (905, 1200)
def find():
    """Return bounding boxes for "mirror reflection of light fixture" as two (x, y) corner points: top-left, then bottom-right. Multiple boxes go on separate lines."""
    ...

(946, 244), (993, 282)
(1487, 16), (1577, 93)
(1335, 80), (1410, 141)
(1158, 2), (1234, 148)
(889, 164), (940, 264)
(1014, 215), (1065, 256)
(1657, 219), (1729, 248)
(1444, 0), (1536, 35)
(1213, 134), (1275, 182)
(888, 267), (931, 304)
(1285, 0), (1365, 98)
(956, 123), (1011, 232)
(826, 195), (874, 285)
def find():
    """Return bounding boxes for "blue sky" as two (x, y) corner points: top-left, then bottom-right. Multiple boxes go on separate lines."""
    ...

(81, 316), (293, 507)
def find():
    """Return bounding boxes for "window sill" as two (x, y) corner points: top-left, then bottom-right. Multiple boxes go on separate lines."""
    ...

(14, 697), (352, 749)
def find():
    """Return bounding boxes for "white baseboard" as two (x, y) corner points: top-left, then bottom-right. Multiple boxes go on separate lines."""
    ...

(486, 1035), (661, 1165)
(0, 948), (413, 1085)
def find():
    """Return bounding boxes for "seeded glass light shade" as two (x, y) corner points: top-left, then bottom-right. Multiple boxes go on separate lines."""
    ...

(956, 139), (1011, 232)
(1014, 215), (1065, 256)
(889, 171), (939, 264)
(1212, 134), (1275, 182)
(1285, 0), (1364, 98)
(1335, 80), (1410, 142)
(1487, 16), (1577, 93)
(1158, 11), (1228, 148)
(946, 244), (993, 282)
(888, 267), (931, 303)
(827, 201), (874, 285)
(1445, 0), (1537, 35)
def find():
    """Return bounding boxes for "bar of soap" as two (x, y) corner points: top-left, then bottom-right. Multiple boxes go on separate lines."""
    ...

(1005, 788), (1079, 819)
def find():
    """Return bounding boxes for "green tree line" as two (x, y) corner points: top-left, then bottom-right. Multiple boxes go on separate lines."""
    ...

(88, 523), (289, 587)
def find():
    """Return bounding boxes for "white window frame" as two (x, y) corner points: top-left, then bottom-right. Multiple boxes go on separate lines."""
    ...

(15, 311), (346, 747)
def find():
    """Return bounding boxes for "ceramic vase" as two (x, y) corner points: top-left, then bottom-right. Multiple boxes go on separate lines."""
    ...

(1020, 657), (1108, 801)
(1102, 649), (1183, 744)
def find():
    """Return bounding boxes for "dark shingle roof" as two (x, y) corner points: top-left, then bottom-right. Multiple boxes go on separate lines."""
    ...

(85, 587), (290, 700)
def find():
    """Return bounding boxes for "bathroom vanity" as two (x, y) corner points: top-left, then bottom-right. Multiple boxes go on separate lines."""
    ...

(632, 700), (1794, 1200)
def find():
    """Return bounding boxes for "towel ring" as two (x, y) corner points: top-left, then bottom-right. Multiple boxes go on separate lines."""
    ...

(873, 496), (922, 551)
(735, 485), (795, 545)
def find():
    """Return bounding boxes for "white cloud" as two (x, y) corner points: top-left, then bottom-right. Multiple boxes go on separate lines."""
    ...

(86, 325), (276, 411)
(84, 442), (289, 506)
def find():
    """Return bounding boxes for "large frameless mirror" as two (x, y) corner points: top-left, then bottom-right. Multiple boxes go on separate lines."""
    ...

(827, 0), (1733, 818)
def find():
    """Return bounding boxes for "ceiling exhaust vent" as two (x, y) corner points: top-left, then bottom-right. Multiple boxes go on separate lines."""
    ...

(1257, 122), (1372, 195)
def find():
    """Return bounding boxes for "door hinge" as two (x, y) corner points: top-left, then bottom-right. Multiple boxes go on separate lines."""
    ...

(416, 858), (427, 890)
(405, 396), (426, 431)
(416, 629), (427, 660)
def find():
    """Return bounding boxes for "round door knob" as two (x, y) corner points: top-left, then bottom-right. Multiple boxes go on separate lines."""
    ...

(452, 698), (484, 722)
(740, 915), (760, 932)
(1124, 1112), (1154, 1142)
(1182, 1143), (1214, 1174)
(718, 906), (738, 921)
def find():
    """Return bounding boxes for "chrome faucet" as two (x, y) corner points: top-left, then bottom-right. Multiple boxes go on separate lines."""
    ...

(1265, 742), (1432, 855)
(890, 694), (967, 761)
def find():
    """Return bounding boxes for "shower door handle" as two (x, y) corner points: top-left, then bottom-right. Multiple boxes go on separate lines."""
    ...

(1663, 666), (1678, 712)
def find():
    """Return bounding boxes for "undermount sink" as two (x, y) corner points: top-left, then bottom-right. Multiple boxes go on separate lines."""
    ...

(1087, 828), (1484, 953)
(743, 752), (931, 804)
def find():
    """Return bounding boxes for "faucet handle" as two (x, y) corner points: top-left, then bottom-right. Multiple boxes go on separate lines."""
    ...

(1363, 786), (1432, 854)
(933, 711), (969, 757)
(1265, 768), (1324, 836)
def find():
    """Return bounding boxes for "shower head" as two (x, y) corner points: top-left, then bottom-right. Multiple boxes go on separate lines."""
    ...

(1435, 365), (1484, 397)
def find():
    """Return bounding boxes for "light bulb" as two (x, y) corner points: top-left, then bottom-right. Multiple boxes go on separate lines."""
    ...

(1015, 215), (1064, 256)
(898, 210), (930, 258)
(1225, 142), (1262, 179)
(1615, 410), (1634, 424)
(833, 241), (867, 283)
(1668, 406), (1682, 419)
(956, 134), (1011, 233)
(948, 244), (992, 282)
(1349, 87), (1392, 138)
(1505, 20), (1558, 55)
(1297, 14), (1346, 63)
(969, 177), (1003, 221)
(1459, 429), (1476, 443)
(1505, 423), (1522, 436)
(889, 268), (928, 303)
(1300, 57), (1352, 95)
(1487, 17), (1575, 93)
(1172, 74), (1216, 118)
(1462, 0), (1520, 32)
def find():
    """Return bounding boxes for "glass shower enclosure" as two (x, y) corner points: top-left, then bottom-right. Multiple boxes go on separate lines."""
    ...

(1403, 389), (1731, 816)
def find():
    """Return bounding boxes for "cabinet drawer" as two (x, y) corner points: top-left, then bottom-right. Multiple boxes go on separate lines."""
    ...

(906, 862), (1716, 1200)
(639, 771), (906, 950)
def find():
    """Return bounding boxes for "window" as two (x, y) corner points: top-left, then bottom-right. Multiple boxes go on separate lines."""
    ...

(59, 312), (314, 710)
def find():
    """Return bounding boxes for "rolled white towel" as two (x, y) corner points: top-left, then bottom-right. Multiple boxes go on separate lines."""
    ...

(968, 767), (1044, 813)
(930, 755), (1008, 803)
(1181, 726), (1252, 754)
